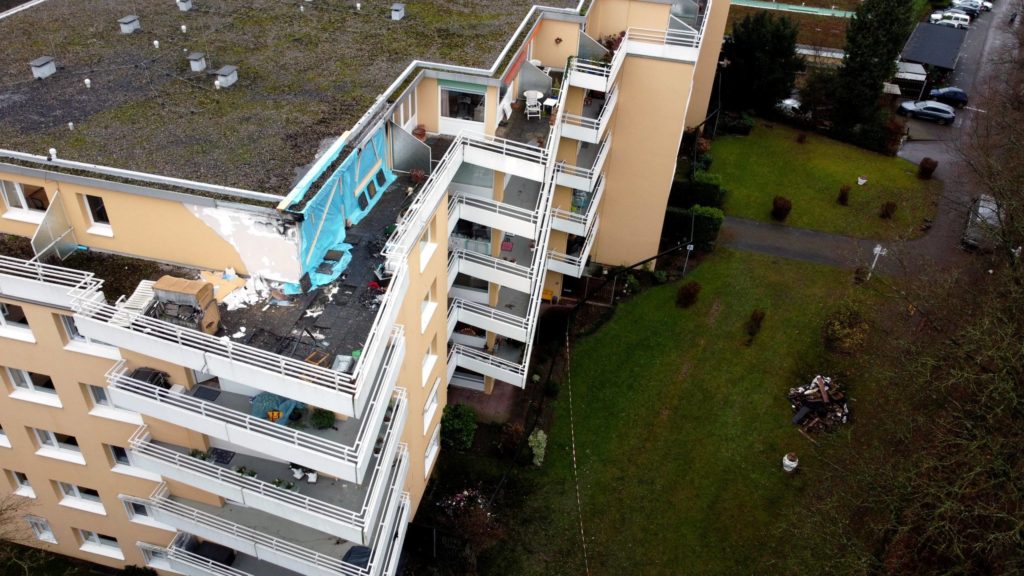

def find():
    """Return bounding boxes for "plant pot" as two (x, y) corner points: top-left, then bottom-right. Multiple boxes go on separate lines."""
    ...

(412, 125), (427, 142)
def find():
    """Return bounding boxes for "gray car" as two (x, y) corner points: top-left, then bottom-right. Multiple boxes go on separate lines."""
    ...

(898, 100), (957, 125)
(962, 195), (1002, 251)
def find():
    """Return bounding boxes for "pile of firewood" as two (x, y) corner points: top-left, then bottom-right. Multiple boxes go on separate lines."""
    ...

(788, 375), (849, 433)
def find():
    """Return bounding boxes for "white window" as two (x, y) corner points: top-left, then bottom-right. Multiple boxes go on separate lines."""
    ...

(9, 470), (34, 498)
(423, 377), (441, 434)
(440, 87), (485, 122)
(1, 180), (48, 224)
(139, 544), (171, 569)
(0, 423), (8, 448)
(425, 424), (440, 476)
(122, 497), (172, 529)
(27, 516), (56, 543)
(0, 303), (34, 343)
(34, 428), (84, 464)
(7, 368), (60, 407)
(83, 195), (113, 237)
(89, 385), (111, 407)
(61, 316), (119, 359)
(418, 222), (436, 272)
(421, 340), (438, 386)
(59, 481), (106, 515)
(108, 445), (130, 466)
(78, 529), (123, 560)
(420, 282), (438, 333)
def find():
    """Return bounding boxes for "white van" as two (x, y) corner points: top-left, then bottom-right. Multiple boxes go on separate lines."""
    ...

(940, 13), (971, 28)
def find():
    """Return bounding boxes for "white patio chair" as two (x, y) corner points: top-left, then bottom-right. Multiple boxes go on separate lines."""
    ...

(306, 471), (318, 484)
(525, 100), (541, 120)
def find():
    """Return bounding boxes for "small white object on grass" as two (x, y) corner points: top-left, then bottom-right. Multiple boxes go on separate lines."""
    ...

(84, 78), (91, 88)
(68, 122), (74, 130)
(153, 40), (160, 49)
(857, 176), (867, 186)
(782, 452), (799, 473)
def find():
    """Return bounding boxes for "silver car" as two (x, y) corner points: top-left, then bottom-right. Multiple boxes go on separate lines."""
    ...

(898, 100), (957, 125)
(961, 195), (1002, 251)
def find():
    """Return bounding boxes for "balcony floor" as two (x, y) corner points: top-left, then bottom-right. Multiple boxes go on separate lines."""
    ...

(190, 385), (363, 448)
(160, 439), (387, 514)
(496, 105), (552, 148)
(502, 175), (542, 212)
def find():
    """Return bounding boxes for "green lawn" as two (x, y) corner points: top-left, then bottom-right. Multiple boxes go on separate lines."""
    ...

(484, 250), (860, 575)
(712, 123), (938, 239)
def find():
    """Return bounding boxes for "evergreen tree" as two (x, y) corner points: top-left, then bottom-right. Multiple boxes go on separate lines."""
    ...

(724, 12), (804, 114)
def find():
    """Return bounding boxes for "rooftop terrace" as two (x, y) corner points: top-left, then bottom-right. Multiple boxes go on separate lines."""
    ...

(0, 0), (575, 195)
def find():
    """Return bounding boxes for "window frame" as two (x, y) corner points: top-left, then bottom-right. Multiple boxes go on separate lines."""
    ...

(423, 377), (441, 434)
(82, 194), (113, 237)
(27, 516), (56, 543)
(0, 302), (34, 343)
(9, 470), (34, 498)
(425, 423), (441, 476)
(1, 180), (48, 224)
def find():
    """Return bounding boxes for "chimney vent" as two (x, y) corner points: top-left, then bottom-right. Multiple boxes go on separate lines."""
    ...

(118, 15), (140, 34)
(214, 65), (238, 88)
(176, 0), (193, 11)
(390, 3), (406, 20)
(29, 56), (56, 79)
(187, 52), (207, 72)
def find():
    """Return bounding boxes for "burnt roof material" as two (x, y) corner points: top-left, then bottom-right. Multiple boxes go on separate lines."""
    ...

(900, 23), (966, 70)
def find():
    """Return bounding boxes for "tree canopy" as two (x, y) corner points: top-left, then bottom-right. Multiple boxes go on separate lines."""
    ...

(723, 12), (804, 114)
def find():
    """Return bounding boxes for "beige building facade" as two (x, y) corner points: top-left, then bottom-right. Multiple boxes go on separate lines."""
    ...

(0, 0), (728, 574)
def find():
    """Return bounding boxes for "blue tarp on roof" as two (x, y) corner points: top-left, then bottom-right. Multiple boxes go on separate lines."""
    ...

(285, 125), (397, 294)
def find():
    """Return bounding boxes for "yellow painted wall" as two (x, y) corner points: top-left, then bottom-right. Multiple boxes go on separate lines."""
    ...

(586, 0), (672, 40)
(0, 297), (175, 570)
(485, 85), (500, 135)
(395, 197), (449, 513)
(685, 0), (732, 127)
(415, 77), (440, 134)
(531, 19), (582, 69)
(593, 56), (695, 265)
(0, 170), (250, 275)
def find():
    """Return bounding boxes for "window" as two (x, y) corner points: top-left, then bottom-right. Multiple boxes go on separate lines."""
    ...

(122, 498), (171, 529)
(423, 377), (441, 434)
(60, 316), (117, 358)
(421, 338), (438, 386)
(418, 220), (436, 272)
(0, 303), (33, 342)
(7, 368), (60, 407)
(420, 281), (438, 333)
(425, 424), (440, 476)
(34, 428), (84, 464)
(87, 384), (143, 425)
(9, 470), (34, 498)
(78, 529), (123, 560)
(0, 423), (8, 448)
(108, 445), (131, 466)
(140, 544), (170, 569)
(89, 385), (111, 407)
(59, 482), (105, 515)
(1, 180), (48, 223)
(27, 516), (56, 543)
(440, 87), (485, 122)
(83, 195), (112, 237)
(125, 500), (150, 519)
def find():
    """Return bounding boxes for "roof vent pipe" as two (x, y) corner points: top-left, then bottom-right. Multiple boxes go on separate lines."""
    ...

(118, 15), (140, 34)
(29, 56), (56, 79)
(176, 0), (193, 11)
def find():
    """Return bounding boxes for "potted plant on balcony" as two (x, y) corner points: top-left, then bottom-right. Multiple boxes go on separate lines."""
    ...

(311, 408), (336, 430)
(189, 449), (211, 461)
(374, 436), (385, 455)
(383, 400), (395, 423)
(412, 124), (427, 141)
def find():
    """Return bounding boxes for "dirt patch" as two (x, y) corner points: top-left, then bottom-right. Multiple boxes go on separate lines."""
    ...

(706, 300), (723, 326)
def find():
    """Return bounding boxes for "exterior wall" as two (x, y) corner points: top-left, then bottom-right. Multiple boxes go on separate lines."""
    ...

(592, 56), (695, 265)
(415, 77), (440, 134)
(395, 198), (449, 513)
(0, 296), (175, 571)
(685, 0), (732, 128)
(586, 0), (672, 39)
(0, 170), (266, 277)
(531, 19), (582, 69)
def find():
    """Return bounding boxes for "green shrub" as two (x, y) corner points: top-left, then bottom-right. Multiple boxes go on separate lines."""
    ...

(837, 184), (850, 206)
(676, 281), (702, 308)
(695, 153), (713, 171)
(310, 408), (336, 429)
(528, 429), (547, 467)
(745, 308), (766, 344)
(918, 157), (938, 179)
(624, 274), (641, 294)
(441, 404), (478, 451)
(669, 171), (726, 209)
(771, 196), (792, 221)
(653, 270), (669, 284)
(498, 422), (525, 456)
(663, 205), (724, 250)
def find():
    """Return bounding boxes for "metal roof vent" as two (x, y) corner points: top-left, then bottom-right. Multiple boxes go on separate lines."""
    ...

(118, 15), (140, 34)
(187, 52), (207, 72)
(176, 0), (193, 11)
(214, 65), (238, 88)
(29, 56), (56, 80)
(391, 3), (405, 20)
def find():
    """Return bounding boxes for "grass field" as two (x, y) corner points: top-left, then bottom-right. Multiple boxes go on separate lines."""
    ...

(712, 123), (938, 239)
(481, 250), (862, 575)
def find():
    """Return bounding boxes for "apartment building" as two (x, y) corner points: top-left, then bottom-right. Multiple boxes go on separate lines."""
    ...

(0, 0), (728, 574)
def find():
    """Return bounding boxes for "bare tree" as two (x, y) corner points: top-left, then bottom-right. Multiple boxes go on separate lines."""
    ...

(0, 493), (50, 576)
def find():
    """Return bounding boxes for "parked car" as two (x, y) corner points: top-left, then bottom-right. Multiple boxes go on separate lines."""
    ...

(898, 100), (957, 124)
(981, 0), (993, 10)
(929, 86), (969, 107)
(951, 0), (981, 16)
(961, 195), (1002, 251)
(932, 8), (972, 22)
(940, 13), (971, 27)
(933, 19), (962, 27)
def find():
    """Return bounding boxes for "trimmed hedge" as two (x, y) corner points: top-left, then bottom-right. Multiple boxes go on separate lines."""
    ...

(663, 204), (725, 250)
(669, 170), (726, 209)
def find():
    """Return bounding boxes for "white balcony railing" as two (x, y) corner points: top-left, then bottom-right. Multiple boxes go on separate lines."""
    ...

(448, 249), (533, 294)
(461, 133), (548, 182)
(0, 255), (101, 309)
(551, 175), (605, 237)
(547, 216), (600, 278)
(561, 89), (618, 144)
(623, 26), (702, 61)
(105, 327), (405, 482)
(449, 343), (527, 387)
(130, 423), (409, 545)
(553, 134), (611, 193)
(448, 298), (530, 342)
(72, 267), (407, 419)
(448, 193), (542, 241)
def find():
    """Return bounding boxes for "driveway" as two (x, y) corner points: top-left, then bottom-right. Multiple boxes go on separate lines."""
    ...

(722, 4), (1012, 275)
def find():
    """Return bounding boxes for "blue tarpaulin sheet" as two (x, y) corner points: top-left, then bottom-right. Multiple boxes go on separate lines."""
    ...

(285, 125), (397, 294)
